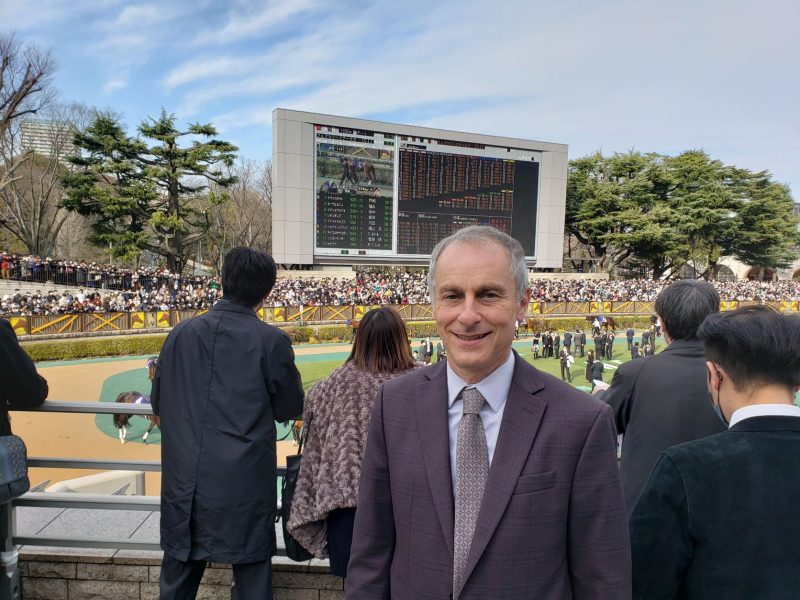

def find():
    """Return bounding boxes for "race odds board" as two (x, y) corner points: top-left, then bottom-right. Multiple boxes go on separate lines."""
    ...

(313, 125), (539, 258)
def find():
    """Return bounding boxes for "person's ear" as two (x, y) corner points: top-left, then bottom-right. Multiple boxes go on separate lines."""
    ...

(517, 287), (531, 321)
(705, 361), (721, 392)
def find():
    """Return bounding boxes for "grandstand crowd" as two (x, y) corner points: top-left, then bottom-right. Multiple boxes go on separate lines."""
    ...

(3, 252), (800, 315)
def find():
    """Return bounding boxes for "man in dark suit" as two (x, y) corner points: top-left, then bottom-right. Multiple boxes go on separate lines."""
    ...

(631, 305), (800, 598)
(598, 280), (725, 514)
(552, 331), (560, 358)
(594, 332), (604, 358)
(0, 318), (48, 436)
(0, 317), (48, 588)
(576, 328), (586, 357)
(152, 248), (304, 600)
(563, 330), (572, 355)
(626, 327), (635, 351)
(543, 331), (552, 358)
(348, 226), (631, 599)
(605, 330), (615, 360)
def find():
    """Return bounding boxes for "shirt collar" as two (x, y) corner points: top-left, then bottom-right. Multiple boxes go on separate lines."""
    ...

(446, 351), (515, 413)
(729, 403), (800, 428)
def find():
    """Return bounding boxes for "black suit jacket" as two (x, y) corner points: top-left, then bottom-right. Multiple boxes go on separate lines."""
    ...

(631, 416), (800, 599)
(0, 319), (47, 434)
(602, 339), (725, 513)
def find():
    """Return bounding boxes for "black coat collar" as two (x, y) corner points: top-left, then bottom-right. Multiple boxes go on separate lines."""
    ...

(210, 299), (257, 316)
(730, 415), (800, 433)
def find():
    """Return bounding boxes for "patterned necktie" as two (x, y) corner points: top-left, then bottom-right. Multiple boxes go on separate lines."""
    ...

(453, 387), (489, 599)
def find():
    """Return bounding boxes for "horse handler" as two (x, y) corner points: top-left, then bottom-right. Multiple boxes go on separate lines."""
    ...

(152, 247), (304, 600)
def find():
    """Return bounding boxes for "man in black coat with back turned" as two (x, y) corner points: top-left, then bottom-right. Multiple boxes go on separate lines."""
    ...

(0, 317), (48, 570)
(152, 248), (304, 599)
(631, 305), (800, 598)
(598, 280), (725, 515)
(0, 318), (48, 436)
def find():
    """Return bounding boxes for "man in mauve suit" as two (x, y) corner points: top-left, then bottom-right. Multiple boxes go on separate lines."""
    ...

(347, 226), (631, 599)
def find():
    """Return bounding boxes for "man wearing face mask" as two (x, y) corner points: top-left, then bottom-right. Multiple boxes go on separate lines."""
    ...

(630, 305), (800, 598)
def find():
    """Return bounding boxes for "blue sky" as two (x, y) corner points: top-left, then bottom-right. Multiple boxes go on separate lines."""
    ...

(4, 0), (798, 195)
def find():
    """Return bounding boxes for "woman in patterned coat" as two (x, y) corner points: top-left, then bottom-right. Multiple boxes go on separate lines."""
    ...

(288, 307), (419, 577)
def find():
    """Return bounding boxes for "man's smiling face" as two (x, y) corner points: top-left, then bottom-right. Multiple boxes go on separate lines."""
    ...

(432, 240), (530, 384)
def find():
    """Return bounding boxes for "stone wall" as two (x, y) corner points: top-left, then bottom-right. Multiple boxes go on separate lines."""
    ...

(20, 550), (344, 600)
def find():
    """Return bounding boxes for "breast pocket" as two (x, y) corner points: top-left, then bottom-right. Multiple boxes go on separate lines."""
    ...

(512, 470), (557, 495)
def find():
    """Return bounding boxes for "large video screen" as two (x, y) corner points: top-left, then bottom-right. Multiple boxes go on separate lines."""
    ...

(313, 127), (539, 258)
(315, 142), (394, 252)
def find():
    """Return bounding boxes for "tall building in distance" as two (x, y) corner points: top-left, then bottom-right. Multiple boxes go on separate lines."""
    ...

(19, 119), (76, 160)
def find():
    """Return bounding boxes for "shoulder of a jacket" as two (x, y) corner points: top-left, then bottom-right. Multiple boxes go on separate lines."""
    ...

(380, 367), (424, 392)
(664, 430), (730, 466)
(616, 353), (654, 375)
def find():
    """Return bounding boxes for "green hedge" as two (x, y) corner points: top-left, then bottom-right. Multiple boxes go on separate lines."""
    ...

(406, 321), (439, 338)
(316, 325), (352, 342)
(21, 317), (658, 361)
(283, 326), (314, 343)
(22, 335), (167, 362)
(526, 316), (654, 332)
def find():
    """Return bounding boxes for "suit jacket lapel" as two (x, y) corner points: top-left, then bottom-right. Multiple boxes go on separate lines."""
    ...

(462, 354), (547, 585)
(416, 362), (455, 557)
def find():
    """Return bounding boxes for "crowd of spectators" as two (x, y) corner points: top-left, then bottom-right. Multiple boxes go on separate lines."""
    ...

(529, 278), (800, 302)
(3, 252), (800, 316)
(0, 253), (211, 292)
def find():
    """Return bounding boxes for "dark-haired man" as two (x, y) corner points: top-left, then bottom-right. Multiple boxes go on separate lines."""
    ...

(631, 305), (800, 598)
(598, 280), (726, 515)
(626, 326), (635, 352)
(152, 247), (304, 599)
(576, 328), (586, 357)
(0, 316), (48, 565)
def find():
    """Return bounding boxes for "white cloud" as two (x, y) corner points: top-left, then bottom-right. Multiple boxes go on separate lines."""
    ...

(0, 0), (121, 30)
(112, 3), (161, 28)
(86, 2), (195, 99)
(164, 56), (260, 91)
(209, 0), (792, 192)
(103, 77), (127, 93)
(195, 0), (321, 45)
(14, 0), (797, 193)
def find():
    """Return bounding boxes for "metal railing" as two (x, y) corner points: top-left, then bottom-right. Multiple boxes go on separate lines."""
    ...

(10, 401), (288, 554)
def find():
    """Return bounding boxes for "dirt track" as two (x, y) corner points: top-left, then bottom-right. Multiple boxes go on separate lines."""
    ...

(20, 354), (317, 495)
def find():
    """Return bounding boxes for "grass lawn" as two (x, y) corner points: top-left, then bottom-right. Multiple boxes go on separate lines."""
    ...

(297, 360), (346, 392)
(295, 336), (658, 393)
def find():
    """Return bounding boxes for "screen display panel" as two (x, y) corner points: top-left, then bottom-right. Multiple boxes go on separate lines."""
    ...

(315, 137), (395, 254)
(313, 126), (539, 259)
(396, 147), (538, 255)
